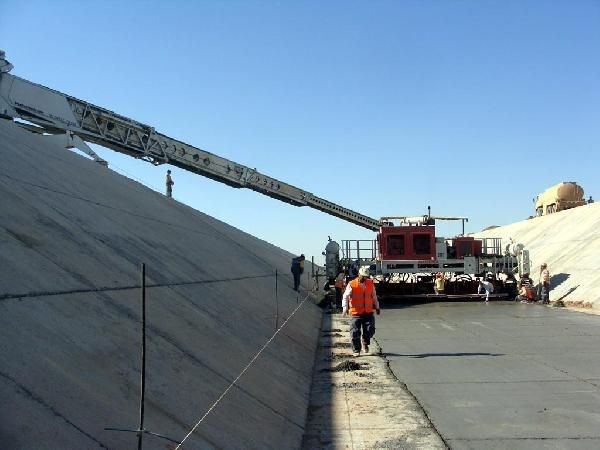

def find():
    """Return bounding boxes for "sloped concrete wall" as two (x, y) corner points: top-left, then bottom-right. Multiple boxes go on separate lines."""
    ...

(0, 120), (322, 449)
(475, 202), (600, 308)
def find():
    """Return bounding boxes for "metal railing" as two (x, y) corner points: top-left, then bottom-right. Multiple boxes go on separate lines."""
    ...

(340, 239), (378, 265)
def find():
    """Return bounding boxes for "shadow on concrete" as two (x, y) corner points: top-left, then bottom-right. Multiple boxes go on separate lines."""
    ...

(301, 312), (334, 448)
(549, 273), (570, 290)
(384, 352), (504, 358)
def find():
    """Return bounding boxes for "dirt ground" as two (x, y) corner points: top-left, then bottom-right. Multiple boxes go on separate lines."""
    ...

(302, 310), (447, 449)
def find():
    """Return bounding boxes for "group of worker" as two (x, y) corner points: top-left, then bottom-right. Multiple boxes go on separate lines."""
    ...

(286, 257), (379, 357)
(162, 170), (379, 357)
(515, 263), (551, 304)
(164, 170), (378, 357)
(327, 262), (551, 357)
(433, 272), (495, 301)
(434, 265), (551, 304)
(161, 169), (555, 363)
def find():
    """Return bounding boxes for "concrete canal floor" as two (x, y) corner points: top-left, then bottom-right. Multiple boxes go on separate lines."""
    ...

(378, 301), (600, 449)
(304, 301), (600, 449)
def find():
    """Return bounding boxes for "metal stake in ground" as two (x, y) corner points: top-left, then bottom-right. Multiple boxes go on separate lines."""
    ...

(275, 269), (279, 330)
(138, 262), (146, 450)
(105, 263), (180, 448)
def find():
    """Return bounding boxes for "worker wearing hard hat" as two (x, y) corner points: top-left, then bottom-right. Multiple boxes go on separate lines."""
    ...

(342, 266), (380, 356)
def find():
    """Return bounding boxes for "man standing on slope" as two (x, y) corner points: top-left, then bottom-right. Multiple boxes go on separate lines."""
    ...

(342, 266), (381, 357)
(290, 254), (305, 291)
(166, 169), (174, 198)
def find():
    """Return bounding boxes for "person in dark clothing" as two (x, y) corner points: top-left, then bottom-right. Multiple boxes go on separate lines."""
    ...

(290, 254), (305, 291)
(165, 170), (174, 197)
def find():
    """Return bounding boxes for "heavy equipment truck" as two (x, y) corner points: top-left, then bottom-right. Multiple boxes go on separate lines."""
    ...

(323, 212), (529, 300)
(534, 181), (586, 216)
(0, 50), (527, 299)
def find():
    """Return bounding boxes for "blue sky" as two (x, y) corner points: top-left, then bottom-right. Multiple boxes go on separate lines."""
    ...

(2, 0), (599, 265)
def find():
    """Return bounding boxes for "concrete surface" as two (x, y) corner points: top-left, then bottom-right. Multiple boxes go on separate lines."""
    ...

(377, 301), (600, 449)
(475, 203), (600, 308)
(302, 311), (446, 449)
(0, 120), (322, 449)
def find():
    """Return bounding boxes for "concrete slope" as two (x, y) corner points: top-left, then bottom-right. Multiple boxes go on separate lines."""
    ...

(475, 202), (600, 308)
(0, 120), (321, 449)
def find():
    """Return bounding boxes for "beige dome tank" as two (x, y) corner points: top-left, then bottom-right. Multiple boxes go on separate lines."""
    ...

(534, 182), (585, 216)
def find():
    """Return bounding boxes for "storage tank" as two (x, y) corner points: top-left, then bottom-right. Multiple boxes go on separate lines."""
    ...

(324, 240), (340, 280)
(534, 182), (585, 216)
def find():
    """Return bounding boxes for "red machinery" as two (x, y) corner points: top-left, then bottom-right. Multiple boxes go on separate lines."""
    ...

(379, 224), (435, 261)
(332, 213), (529, 300)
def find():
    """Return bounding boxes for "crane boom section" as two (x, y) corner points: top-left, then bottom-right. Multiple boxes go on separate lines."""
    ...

(0, 70), (379, 231)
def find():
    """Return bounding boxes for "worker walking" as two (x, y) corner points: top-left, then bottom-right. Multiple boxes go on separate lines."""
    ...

(478, 278), (494, 302)
(166, 169), (174, 197)
(434, 272), (445, 295)
(342, 266), (381, 357)
(538, 263), (551, 304)
(290, 254), (305, 291)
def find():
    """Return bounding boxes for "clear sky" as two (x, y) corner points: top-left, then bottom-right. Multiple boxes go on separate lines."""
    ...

(2, 1), (599, 265)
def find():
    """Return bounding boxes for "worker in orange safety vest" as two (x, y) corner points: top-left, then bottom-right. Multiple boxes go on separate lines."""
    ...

(342, 266), (380, 356)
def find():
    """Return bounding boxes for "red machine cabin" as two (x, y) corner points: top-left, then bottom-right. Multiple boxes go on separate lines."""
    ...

(378, 225), (436, 261)
(451, 236), (483, 258)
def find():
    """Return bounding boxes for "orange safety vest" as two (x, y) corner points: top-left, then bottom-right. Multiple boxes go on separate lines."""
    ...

(348, 278), (375, 315)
